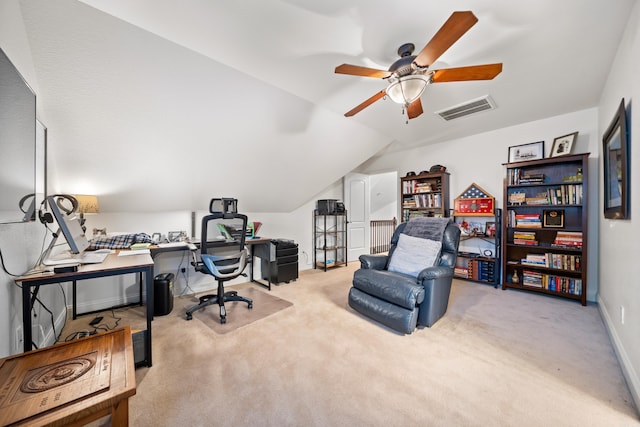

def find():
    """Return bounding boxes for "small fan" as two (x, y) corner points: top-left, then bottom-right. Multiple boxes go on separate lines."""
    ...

(335, 11), (502, 120)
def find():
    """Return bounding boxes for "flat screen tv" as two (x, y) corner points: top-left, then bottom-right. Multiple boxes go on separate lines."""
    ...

(0, 47), (37, 223)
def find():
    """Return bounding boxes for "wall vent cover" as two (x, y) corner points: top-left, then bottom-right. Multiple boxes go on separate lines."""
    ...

(435, 95), (496, 121)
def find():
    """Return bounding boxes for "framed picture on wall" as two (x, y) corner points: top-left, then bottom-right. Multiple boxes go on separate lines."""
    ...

(603, 99), (629, 219)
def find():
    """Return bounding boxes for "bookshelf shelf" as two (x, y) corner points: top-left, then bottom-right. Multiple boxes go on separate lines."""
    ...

(502, 153), (589, 305)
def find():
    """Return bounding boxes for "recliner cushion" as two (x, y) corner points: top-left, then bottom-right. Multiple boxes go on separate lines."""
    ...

(352, 269), (425, 310)
(387, 233), (442, 277)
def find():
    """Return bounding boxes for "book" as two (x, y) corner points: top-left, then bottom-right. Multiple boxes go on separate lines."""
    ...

(130, 242), (151, 250)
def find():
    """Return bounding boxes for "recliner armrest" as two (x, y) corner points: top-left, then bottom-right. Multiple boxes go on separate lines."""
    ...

(417, 265), (453, 281)
(359, 254), (388, 270)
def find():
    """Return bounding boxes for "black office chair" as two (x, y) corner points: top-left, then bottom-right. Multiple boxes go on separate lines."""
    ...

(185, 211), (253, 323)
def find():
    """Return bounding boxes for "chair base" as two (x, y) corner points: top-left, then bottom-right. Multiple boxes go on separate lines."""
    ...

(185, 281), (252, 323)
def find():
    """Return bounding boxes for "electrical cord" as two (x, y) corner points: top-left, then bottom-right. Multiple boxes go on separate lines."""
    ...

(177, 250), (196, 296)
(64, 309), (122, 341)
(32, 294), (57, 348)
(54, 283), (68, 344)
(0, 245), (19, 277)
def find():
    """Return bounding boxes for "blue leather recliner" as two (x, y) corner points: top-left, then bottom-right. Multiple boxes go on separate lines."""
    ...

(348, 220), (461, 334)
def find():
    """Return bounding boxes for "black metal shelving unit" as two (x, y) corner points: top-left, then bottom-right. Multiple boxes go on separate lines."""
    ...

(313, 210), (347, 271)
(452, 208), (502, 287)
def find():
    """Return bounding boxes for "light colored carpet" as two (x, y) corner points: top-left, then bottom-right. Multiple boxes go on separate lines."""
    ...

(66, 263), (639, 426)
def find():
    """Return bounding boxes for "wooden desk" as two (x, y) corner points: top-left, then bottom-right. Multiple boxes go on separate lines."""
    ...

(0, 326), (136, 426)
(16, 253), (155, 367)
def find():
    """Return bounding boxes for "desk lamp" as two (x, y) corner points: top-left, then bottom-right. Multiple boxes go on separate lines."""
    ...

(73, 194), (99, 227)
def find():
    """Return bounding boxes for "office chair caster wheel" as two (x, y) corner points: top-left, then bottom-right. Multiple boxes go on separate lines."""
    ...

(220, 316), (227, 324)
(248, 302), (253, 309)
(186, 313), (193, 320)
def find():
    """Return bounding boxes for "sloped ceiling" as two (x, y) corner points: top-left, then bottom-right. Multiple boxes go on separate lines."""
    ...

(16, 0), (635, 212)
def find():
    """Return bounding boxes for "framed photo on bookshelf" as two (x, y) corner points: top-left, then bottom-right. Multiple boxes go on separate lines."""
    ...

(603, 98), (628, 220)
(485, 222), (496, 237)
(508, 141), (544, 162)
(550, 132), (578, 157)
(543, 209), (565, 228)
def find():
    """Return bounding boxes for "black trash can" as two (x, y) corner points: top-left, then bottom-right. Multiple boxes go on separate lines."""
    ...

(154, 273), (174, 316)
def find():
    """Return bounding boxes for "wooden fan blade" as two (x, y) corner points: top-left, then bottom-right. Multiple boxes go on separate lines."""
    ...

(414, 11), (478, 67)
(407, 98), (424, 119)
(335, 64), (392, 79)
(345, 90), (386, 117)
(432, 63), (503, 82)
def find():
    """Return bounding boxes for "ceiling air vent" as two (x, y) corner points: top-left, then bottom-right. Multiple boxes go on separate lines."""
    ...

(435, 95), (496, 121)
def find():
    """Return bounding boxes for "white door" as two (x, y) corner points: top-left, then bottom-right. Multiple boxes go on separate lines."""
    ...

(344, 173), (370, 262)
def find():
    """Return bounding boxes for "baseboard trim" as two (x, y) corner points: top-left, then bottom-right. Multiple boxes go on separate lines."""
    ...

(598, 295), (640, 417)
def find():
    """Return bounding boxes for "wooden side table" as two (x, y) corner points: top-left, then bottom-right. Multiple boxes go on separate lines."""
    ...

(0, 326), (136, 426)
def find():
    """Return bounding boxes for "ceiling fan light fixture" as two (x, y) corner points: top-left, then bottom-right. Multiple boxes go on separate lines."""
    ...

(386, 75), (430, 106)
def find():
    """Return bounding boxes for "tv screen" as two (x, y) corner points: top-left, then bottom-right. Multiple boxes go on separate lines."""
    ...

(0, 47), (37, 223)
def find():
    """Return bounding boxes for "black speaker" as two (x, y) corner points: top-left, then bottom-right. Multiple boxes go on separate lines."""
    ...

(154, 273), (174, 316)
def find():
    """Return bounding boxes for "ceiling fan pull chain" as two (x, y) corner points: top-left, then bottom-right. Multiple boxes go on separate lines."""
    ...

(401, 106), (409, 125)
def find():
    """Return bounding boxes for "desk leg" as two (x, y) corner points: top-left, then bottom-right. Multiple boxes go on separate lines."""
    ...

(22, 284), (33, 353)
(249, 245), (254, 282)
(145, 266), (153, 367)
(139, 272), (143, 307)
(72, 280), (77, 320)
(249, 245), (272, 291)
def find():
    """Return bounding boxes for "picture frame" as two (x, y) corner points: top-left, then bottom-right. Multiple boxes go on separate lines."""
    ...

(508, 141), (544, 163)
(550, 132), (578, 157)
(543, 209), (564, 228)
(485, 222), (496, 237)
(508, 192), (526, 205)
(603, 99), (628, 219)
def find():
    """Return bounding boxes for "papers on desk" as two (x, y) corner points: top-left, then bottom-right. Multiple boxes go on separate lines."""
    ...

(118, 249), (151, 256)
(156, 242), (189, 248)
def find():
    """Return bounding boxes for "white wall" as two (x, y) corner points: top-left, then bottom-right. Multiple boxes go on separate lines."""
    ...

(0, 0), (65, 357)
(597, 0), (640, 412)
(369, 172), (399, 221)
(361, 107), (601, 302)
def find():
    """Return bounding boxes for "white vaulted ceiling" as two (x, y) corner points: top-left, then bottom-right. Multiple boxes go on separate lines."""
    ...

(15, 0), (635, 212)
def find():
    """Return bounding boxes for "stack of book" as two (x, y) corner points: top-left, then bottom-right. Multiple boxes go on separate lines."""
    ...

(525, 194), (549, 205)
(507, 169), (546, 185)
(515, 213), (541, 228)
(513, 231), (538, 245)
(521, 253), (546, 266)
(414, 182), (433, 193)
(402, 197), (417, 208)
(454, 266), (469, 279)
(522, 270), (543, 287)
(553, 231), (582, 248)
(518, 173), (545, 184)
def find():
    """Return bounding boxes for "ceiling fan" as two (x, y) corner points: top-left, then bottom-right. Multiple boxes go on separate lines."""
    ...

(335, 11), (503, 120)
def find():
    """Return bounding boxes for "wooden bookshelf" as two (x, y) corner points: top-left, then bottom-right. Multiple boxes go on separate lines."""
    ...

(400, 171), (450, 221)
(502, 153), (589, 305)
